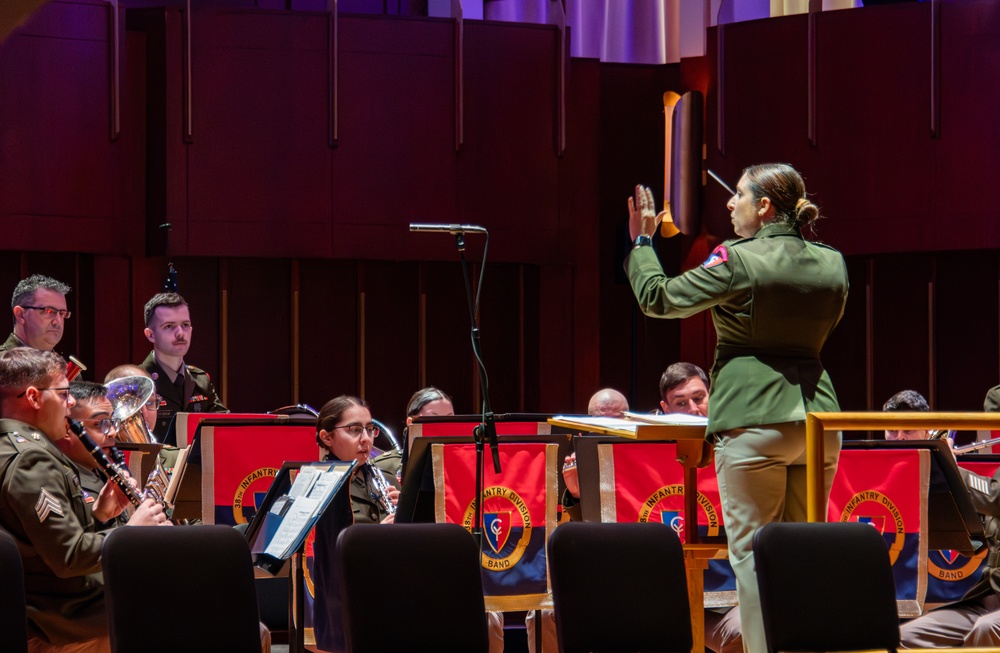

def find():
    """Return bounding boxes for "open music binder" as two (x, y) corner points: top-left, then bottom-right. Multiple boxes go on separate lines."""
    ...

(244, 460), (356, 574)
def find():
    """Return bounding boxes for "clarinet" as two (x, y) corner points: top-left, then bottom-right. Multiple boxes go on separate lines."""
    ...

(67, 418), (145, 507)
(367, 461), (397, 516)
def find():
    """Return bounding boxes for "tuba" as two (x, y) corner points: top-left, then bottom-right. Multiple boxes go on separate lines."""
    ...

(106, 375), (173, 514)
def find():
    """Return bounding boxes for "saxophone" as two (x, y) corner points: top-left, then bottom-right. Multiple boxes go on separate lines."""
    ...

(366, 461), (397, 516)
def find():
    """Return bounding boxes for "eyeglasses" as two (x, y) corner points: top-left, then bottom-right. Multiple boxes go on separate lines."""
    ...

(144, 394), (162, 410)
(82, 418), (119, 435)
(16, 386), (72, 399)
(20, 306), (71, 319)
(333, 423), (380, 438)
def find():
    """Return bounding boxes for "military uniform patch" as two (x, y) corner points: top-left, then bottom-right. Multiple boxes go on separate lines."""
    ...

(703, 245), (729, 269)
(970, 474), (990, 496)
(82, 489), (95, 504)
(35, 488), (64, 522)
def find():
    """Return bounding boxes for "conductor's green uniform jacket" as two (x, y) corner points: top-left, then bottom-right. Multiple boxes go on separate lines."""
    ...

(626, 222), (849, 436)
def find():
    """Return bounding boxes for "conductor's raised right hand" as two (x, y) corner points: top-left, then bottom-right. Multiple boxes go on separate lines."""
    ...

(126, 499), (172, 526)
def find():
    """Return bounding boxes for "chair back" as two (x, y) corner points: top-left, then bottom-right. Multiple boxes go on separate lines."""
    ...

(753, 521), (900, 653)
(0, 529), (28, 653)
(547, 521), (692, 653)
(102, 525), (262, 653)
(337, 522), (488, 653)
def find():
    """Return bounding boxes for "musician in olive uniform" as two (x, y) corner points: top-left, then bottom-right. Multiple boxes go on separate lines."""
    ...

(0, 348), (165, 653)
(139, 292), (226, 440)
(311, 395), (400, 653)
(899, 387), (1000, 647)
(626, 164), (849, 653)
(0, 274), (72, 353)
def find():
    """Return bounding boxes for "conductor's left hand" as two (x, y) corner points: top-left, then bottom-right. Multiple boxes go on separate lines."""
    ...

(628, 185), (665, 241)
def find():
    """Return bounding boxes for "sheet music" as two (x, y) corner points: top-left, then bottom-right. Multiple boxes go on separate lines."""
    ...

(623, 411), (708, 426)
(262, 465), (349, 559)
(551, 415), (638, 432)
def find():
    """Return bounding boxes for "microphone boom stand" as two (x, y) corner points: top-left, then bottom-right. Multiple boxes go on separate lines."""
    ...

(453, 231), (502, 545)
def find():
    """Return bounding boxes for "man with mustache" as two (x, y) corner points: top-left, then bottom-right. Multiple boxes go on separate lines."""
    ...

(0, 274), (72, 353)
(139, 292), (226, 439)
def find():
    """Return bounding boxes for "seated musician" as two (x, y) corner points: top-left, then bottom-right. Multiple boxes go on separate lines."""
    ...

(387, 386), (456, 483)
(0, 348), (166, 653)
(898, 386), (1000, 648)
(54, 381), (132, 531)
(311, 395), (400, 653)
(882, 389), (930, 440)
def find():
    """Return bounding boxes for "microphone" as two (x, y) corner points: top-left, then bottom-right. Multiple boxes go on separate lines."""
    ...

(409, 223), (488, 235)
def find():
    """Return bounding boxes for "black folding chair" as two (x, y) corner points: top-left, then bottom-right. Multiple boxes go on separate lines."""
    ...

(547, 521), (692, 653)
(753, 521), (901, 653)
(337, 522), (488, 653)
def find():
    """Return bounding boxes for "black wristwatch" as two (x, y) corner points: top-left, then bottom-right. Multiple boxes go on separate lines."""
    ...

(633, 234), (652, 248)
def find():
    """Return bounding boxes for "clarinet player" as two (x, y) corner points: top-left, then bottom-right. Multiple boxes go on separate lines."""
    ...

(310, 395), (400, 653)
(0, 348), (165, 653)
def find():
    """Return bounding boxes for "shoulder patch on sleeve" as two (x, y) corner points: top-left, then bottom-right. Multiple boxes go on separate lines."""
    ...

(702, 245), (729, 269)
(35, 488), (65, 522)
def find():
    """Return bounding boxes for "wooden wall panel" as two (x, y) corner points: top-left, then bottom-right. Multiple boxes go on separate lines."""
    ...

(296, 259), (359, 410)
(359, 261), (420, 432)
(333, 16), (457, 260)
(223, 258), (292, 411)
(421, 261), (475, 416)
(934, 251), (999, 411)
(814, 5), (933, 255)
(477, 262), (529, 415)
(823, 256), (869, 414)
(0, 1), (122, 253)
(869, 253), (932, 409)
(457, 21), (559, 264)
(186, 10), (333, 257)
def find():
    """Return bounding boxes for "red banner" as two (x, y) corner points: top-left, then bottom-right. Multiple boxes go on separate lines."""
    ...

(923, 459), (1000, 606)
(598, 443), (735, 604)
(433, 442), (557, 611)
(828, 449), (929, 616)
(201, 422), (320, 526)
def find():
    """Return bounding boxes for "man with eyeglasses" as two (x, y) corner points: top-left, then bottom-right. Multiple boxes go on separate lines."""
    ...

(55, 381), (131, 531)
(139, 292), (227, 440)
(0, 273), (72, 353)
(0, 348), (166, 653)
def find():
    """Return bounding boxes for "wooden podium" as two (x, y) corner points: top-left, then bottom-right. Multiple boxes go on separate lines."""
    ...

(547, 416), (719, 653)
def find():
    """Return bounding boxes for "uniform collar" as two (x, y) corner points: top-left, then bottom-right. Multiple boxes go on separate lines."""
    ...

(752, 221), (801, 239)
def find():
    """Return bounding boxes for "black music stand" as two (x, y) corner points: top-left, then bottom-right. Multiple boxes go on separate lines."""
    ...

(395, 418), (574, 524)
(843, 440), (984, 552)
(244, 460), (356, 653)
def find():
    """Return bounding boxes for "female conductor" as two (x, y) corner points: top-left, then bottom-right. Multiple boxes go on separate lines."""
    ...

(626, 163), (849, 653)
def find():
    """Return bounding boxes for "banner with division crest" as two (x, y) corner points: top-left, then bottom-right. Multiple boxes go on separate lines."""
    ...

(597, 442), (736, 607)
(923, 459), (1000, 607)
(828, 449), (929, 617)
(432, 442), (558, 612)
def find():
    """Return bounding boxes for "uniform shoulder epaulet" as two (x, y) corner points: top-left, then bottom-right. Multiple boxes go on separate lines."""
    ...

(809, 240), (841, 253)
(3, 428), (48, 453)
(188, 365), (208, 376)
